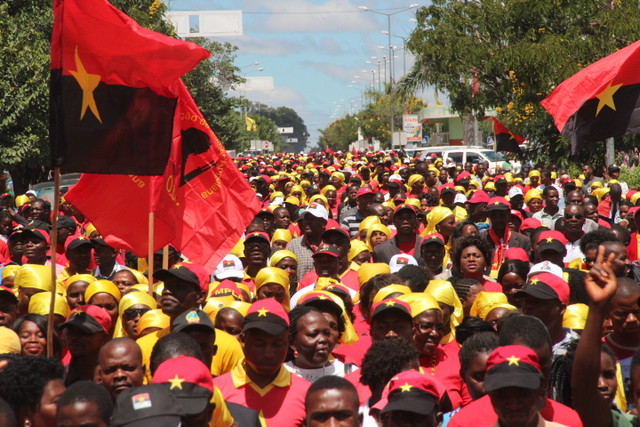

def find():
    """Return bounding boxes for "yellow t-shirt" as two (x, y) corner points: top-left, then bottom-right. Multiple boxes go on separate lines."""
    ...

(136, 326), (244, 380)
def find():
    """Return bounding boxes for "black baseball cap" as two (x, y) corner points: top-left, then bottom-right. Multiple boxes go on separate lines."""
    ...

(172, 309), (215, 334)
(243, 298), (289, 336)
(111, 384), (182, 427)
(312, 245), (341, 259)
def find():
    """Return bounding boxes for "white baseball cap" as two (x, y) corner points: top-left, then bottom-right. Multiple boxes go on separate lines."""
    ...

(213, 254), (244, 280)
(389, 254), (418, 273)
(508, 187), (524, 199)
(303, 203), (328, 221)
(527, 261), (563, 280)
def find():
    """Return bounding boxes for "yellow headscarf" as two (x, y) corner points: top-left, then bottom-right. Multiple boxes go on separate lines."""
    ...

(85, 280), (122, 304)
(230, 239), (245, 258)
(15, 195), (30, 208)
(484, 182), (496, 192)
(203, 296), (236, 322)
(285, 196), (300, 206)
(225, 301), (251, 317)
(0, 327), (20, 354)
(524, 189), (543, 204)
(563, 303), (588, 330)
(113, 291), (157, 338)
(65, 274), (97, 289)
(254, 267), (291, 310)
(407, 174), (424, 192)
(84, 223), (98, 237)
(470, 291), (512, 320)
(591, 180), (604, 190)
(382, 201), (396, 210)
(422, 206), (454, 236)
(593, 187), (610, 202)
(357, 263), (390, 287)
(359, 215), (382, 234)
(28, 292), (69, 319)
(528, 170), (541, 178)
(2, 265), (20, 280)
(425, 280), (464, 342)
(272, 229), (293, 244)
(309, 194), (328, 207)
(404, 198), (422, 210)
(372, 284), (412, 304)
(366, 223), (391, 249)
(398, 292), (441, 318)
(137, 309), (170, 334)
(269, 250), (298, 267)
(15, 264), (53, 292)
(330, 172), (345, 184)
(299, 290), (358, 345)
(124, 268), (148, 285)
(348, 239), (370, 261)
(321, 185), (337, 196)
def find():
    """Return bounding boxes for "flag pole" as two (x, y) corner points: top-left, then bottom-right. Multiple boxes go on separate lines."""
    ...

(162, 245), (169, 269)
(47, 168), (61, 358)
(147, 211), (154, 297)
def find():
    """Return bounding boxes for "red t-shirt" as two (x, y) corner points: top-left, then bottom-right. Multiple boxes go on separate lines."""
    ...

(419, 342), (468, 409)
(398, 240), (415, 256)
(448, 394), (583, 427)
(216, 364), (309, 427)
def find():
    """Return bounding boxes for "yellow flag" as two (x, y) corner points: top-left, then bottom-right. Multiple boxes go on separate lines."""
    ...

(245, 116), (257, 132)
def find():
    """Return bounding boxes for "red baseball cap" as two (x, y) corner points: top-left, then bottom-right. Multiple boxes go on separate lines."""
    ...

(59, 305), (112, 335)
(484, 345), (543, 392)
(516, 272), (570, 305)
(504, 247), (529, 262)
(152, 355), (213, 392)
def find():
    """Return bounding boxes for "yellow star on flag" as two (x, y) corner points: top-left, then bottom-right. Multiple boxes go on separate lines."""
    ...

(385, 300), (396, 306)
(257, 308), (269, 317)
(530, 278), (539, 285)
(168, 374), (185, 390)
(69, 46), (102, 123)
(545, 237), (554, 243)
(595, 81), (623, 116)
(507, 356), (520, 366)
(399, 382), (413, 392)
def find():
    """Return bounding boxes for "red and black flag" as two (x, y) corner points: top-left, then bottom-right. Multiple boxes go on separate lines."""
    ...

(493, 117), (525, 154)
(50, 0), (209, 175)
(541, 40), (640, 154)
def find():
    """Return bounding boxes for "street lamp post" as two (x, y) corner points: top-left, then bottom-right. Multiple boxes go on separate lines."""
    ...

(382, 31), (408, 76)
(359, 4), (419, 149)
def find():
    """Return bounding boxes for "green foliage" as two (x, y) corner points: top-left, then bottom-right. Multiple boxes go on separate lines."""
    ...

(318, 89), (425, 151)
(246, 101), (310, 152)
(401, 0), (640, 169)
(318, 114), (359, 152)
(620, 167), (640, 190)
(247, 114), (285, 152)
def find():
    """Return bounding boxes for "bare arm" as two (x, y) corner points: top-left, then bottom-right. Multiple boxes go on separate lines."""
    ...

(571, 246), (617, 427)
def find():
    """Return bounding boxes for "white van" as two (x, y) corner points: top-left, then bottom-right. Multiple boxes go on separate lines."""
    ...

(412, 146), (506, 174)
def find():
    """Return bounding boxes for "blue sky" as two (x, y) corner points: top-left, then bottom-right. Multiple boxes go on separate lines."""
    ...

(169, 0), (432, 147)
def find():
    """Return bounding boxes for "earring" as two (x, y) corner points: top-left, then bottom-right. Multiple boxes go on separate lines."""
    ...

(294, 350), (299, 357)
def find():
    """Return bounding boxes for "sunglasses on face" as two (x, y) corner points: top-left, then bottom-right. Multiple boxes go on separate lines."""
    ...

(564, 213), (584, 220)
(123, 307), (150, 321)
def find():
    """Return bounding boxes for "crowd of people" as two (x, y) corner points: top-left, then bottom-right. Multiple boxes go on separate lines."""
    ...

(0, 149), (638, 426)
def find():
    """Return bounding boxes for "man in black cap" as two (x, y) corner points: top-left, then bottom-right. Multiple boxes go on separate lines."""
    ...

(481, 197), (530, 277)
(136, 262), (243, 379)
(373, 204), (422, 265)
(369, 298), (414, 344)
(58, 236), (94, 284)
(55, 215), (77, 265)
(243, 231), (271, 279)
(172, 309), (217, 369)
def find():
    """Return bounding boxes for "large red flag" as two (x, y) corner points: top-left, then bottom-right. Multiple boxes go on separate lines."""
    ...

(65, 80), (260, 270)
(541, 40), (640, 153)
(50, 0), (209, 174)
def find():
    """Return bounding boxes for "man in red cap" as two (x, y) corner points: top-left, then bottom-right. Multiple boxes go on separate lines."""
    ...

(373, 204), (423, 265)
(136, 261), (243, 379)
(483, 345), (558, 427)
(341, 187), (377, 237)
(379, 370), (441, 427)
(216, 298), (310, 426)
(516, 273), (578, 358)
(59, 304), (113, 385)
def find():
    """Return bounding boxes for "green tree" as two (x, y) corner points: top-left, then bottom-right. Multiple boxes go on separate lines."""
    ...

(247, 114), (285, 152)
(247, 102), (310, 152)
(318, 114), (359, 152)
(401, 0), (640, 169)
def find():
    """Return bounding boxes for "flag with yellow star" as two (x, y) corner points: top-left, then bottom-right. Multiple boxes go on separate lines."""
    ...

(541, 40), (640, 154)
(50, 0), (209, 175)
(492, 117), (525, 154)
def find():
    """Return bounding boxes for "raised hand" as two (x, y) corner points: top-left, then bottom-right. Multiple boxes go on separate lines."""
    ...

(584, 245), (618, 307)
